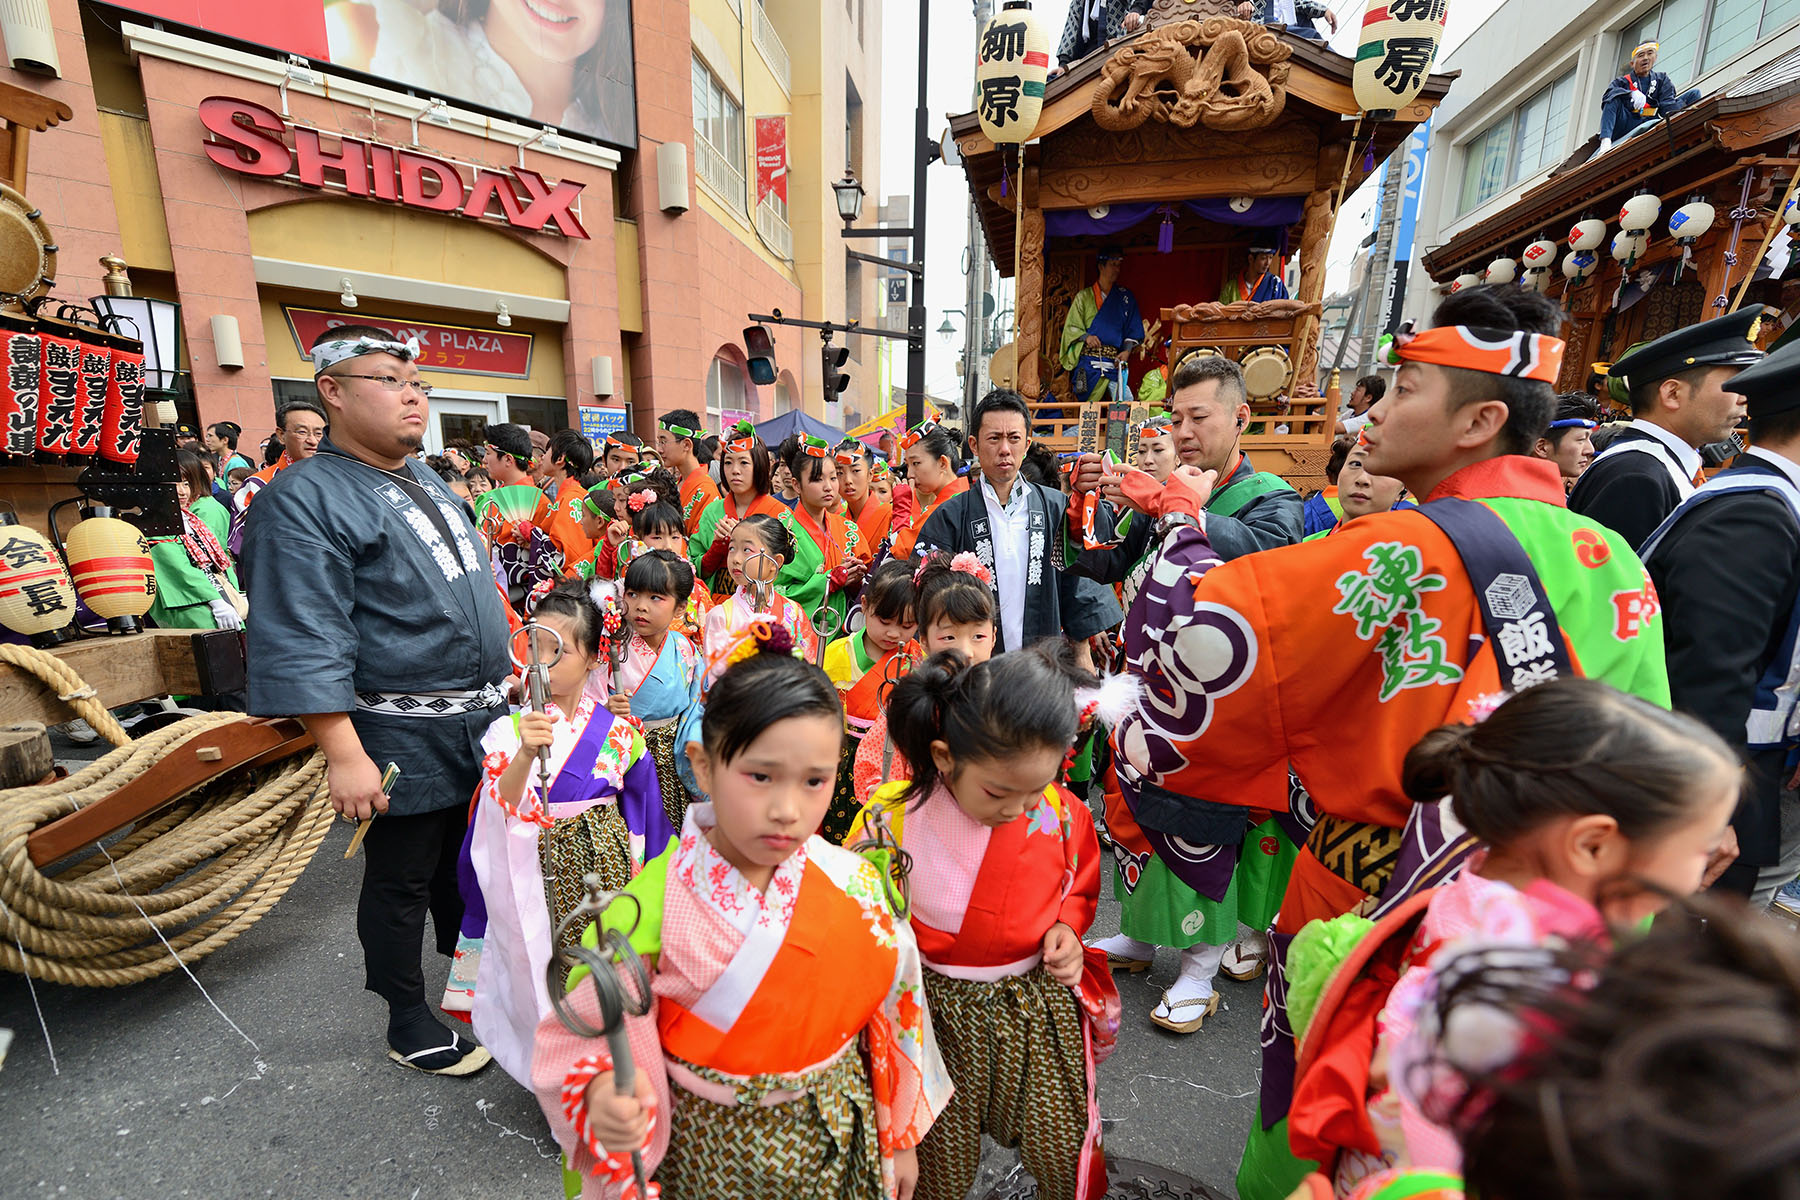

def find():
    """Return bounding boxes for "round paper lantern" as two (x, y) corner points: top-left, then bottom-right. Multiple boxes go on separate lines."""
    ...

(1618, 193), (1661, 232)
(1563, 249), (1598, 279)
(1523, 269), (1555, 294)
(1486, 257), (1517, 285)
(1353, 0), (1447, 115)
(974, 1), (1049, 145)
(1521, 237), (1558, 269)
(1668, 199), (1715, 244)
(65, 509), (155, 635)
(0, 513), (75, 645)
(1450, 272), (1482, 293)
(1783, 193), (1800, 226)
(1569, 218), (1607, 251)
(1611, 230), (1648, 263)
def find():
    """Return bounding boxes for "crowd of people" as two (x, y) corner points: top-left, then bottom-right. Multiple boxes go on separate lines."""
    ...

(201, 292), (1800, 1200)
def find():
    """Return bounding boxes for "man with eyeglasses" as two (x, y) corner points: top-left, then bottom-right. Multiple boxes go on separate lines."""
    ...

(242, 324), (510, 1078)
(233, 399), (326, 515)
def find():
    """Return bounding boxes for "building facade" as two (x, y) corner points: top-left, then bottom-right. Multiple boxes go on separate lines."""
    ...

(1405, 0), (1800, 324)
(0, 0), (881, 452)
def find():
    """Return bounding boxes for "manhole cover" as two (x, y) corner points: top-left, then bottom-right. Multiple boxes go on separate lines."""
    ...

(976, 1156), (1225, 1199)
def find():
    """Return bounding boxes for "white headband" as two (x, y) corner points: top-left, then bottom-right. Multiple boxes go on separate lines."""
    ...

(311, 334), (422, 375)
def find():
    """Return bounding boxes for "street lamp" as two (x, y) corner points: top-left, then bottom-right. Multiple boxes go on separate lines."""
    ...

(831, 170), (866, 224)
(937, 313), (958, 343)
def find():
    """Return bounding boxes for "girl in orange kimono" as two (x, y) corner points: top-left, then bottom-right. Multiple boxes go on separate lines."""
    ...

(775, 434), (869, 632)
(838, 441), (897, 556)
(821, 559), (918, 843)
(889, 423), (967, 564)
(851, 643), (1119, 1200)
(532, 631), (952, 1200)
(852, 552), (997, 806)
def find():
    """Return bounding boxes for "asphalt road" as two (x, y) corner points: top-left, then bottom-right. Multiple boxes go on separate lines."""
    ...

(2, 738), (1262, 1199)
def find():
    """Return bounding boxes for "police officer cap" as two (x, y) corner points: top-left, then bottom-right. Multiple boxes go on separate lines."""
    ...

(1721, 332), (1800, 420)
(1610, 307), (1765, 392)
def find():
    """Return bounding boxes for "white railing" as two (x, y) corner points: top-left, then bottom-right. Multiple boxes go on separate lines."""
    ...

(751, 2), (791, 94)
(756, 195), (793, 260)
(696, 138), (746, 211)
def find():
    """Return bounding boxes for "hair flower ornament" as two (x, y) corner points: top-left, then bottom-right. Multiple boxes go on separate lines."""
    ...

(627, 489), (657, 513)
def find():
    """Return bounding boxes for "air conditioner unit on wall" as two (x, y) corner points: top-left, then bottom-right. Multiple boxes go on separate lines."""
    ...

(0, 0), (60, 77)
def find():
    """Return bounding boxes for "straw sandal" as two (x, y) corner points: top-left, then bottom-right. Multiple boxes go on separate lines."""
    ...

(1150, 990), (1221, 1034)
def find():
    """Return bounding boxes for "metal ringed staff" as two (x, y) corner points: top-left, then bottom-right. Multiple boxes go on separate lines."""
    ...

(547, 874), (655, 1200)
(508, 622), (566, 801)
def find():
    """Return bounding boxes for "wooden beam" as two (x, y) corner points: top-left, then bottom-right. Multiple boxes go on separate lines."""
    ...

(1018, 205), (1047, 399)
(1007, 153), (1319, 208)
(0, 630), (208, 726)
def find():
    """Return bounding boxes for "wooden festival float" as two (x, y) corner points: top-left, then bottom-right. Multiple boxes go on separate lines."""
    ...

(951, 0), (1453, 492)
(0, 78), (330, 989)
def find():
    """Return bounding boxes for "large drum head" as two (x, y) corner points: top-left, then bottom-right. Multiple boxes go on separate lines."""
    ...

(1172, 346), (1225, 372)
(1240, 345), (1293, 402)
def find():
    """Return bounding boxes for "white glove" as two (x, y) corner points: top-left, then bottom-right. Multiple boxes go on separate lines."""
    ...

(1630, 87), (1648, 113)
(208, 598), (242, 631)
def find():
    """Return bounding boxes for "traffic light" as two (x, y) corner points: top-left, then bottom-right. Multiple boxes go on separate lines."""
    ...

(821, 341), (850, 405)
(743, 324), (777, 386)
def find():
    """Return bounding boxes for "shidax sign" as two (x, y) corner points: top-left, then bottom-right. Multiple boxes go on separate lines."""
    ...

(199, 97), (589, 239)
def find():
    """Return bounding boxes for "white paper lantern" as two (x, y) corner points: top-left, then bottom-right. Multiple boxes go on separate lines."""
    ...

(1611, 230), (1648, 262)
(1450, 272), (1482, 293)
(974, 1), (1049, 145)
(1668, 199), (1715, 244)
(1563, 249), (1598, 279)
(1618, 193), (1661, 233)
(1523, 268), (1555, 294)
(1569, 219), (1607, 251)
(1486, 257), (1518, 285)
(1521, 238), (1558, 270)
(1783, 193), (1800, 227)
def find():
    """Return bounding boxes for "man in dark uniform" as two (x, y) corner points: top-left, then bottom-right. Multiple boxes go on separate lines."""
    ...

(1643, 330), (1800, 910)
(1568, 309), (1763, 548)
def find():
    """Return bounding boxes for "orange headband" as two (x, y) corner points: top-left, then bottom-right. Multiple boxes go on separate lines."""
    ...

(1391, 324), (1565, 384)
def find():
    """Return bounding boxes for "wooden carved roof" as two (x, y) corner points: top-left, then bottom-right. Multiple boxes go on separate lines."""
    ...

(1421, 48), (1800, 280)
(950, 9), (1456, 270)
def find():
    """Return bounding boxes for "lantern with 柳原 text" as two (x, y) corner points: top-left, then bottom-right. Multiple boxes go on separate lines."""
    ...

(0, 513), (75, 646)
(63, 506), (155, 635)
(1353, 0), (1448, 116)
(1486, 257), (1517, 284)
(974, 1), (1049, 145)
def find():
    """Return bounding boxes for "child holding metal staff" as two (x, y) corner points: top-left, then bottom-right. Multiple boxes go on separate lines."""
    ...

(448, 580), (674, 1087)
(532, 630), (952, 1200)
(600, 550), (703, 833)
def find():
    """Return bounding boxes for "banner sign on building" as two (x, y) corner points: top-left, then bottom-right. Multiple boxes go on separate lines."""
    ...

(201, 97), (588, 238)
(579, 407), (628, 439)
(284, 307), (535, 379)
(755, 116), (788, 207)
(111, 1), (638, 149)
(1381, 119), (1431, 337)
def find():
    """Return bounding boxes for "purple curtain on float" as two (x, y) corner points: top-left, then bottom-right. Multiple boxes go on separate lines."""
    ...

(1044, 197), (1306, 253)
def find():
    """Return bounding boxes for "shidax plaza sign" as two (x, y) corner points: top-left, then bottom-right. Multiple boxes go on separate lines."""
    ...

(198, 97), (589, 240)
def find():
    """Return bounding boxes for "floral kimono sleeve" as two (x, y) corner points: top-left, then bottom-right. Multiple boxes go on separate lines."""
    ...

(840, 855), (953, 1158)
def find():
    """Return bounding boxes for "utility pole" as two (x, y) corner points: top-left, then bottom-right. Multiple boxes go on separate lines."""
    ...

(963, 0), (994, 417)
(1355, 153), (1403, 377)
(905, 0), (931, 428)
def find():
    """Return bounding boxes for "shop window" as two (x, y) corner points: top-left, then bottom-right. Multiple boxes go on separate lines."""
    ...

(692, 57), (746, 210)
(1456, 67), (1575, 214)
(506, 395), (570, 436)
(706, 357), (744, 431)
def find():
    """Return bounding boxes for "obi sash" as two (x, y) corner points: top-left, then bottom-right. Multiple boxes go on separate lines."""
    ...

(659, 856), (896, 1076)
(552, 707), (675, 849)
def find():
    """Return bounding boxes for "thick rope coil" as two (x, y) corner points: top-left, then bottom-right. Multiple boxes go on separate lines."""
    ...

(0, 645), (333, 986)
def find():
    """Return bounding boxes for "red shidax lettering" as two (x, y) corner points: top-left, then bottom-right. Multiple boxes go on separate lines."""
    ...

(199, 97), (292, 177)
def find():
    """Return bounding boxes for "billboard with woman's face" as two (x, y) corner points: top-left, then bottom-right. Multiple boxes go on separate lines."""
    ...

(110, 0), (637, 150)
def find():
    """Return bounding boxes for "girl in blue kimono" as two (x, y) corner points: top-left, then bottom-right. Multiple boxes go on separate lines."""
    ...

(601, 548), (704, 831)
